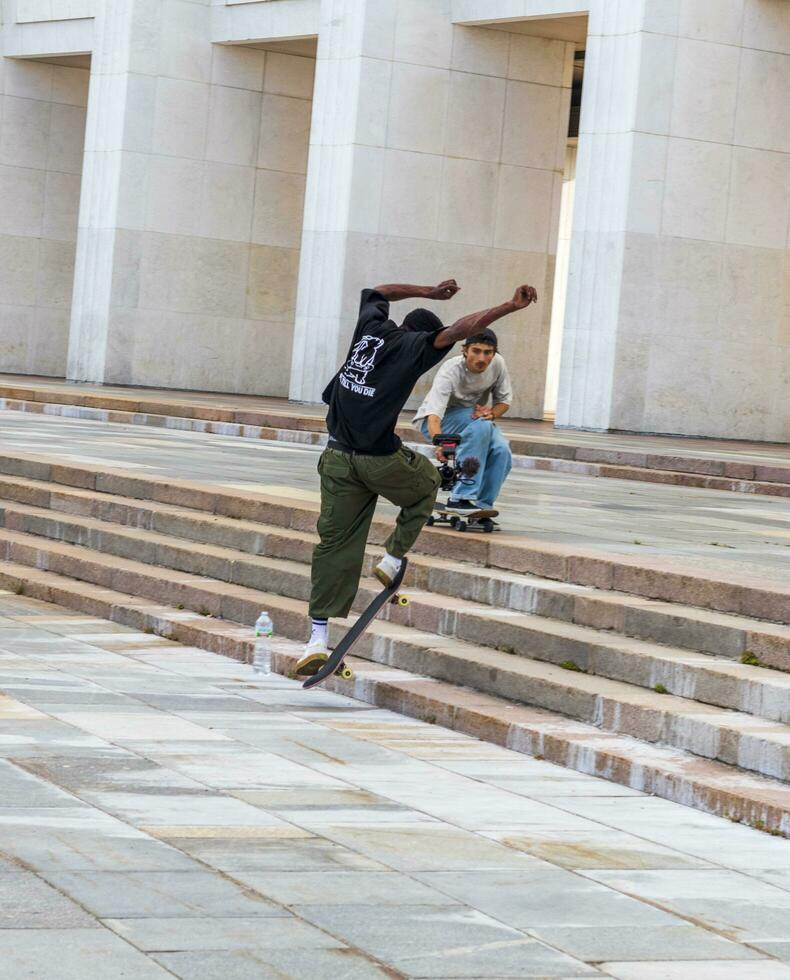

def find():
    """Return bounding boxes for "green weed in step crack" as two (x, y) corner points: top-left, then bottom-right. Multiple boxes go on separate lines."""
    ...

(653, 683), (669, 695)
(750, 818), (786, 838)
(740, 651), (762, 667)
(726, 814), (785, 838)
(559, 660), (585, 673)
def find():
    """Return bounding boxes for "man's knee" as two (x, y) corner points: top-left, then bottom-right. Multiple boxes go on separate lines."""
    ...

(418, 454), (441, 495)
(489, 436), (513, 466)
(461, 419), (494, 448)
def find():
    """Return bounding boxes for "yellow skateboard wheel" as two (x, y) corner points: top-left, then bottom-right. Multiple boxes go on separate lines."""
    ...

(339, 666), (354, 680)
(394, 594), (409, 607)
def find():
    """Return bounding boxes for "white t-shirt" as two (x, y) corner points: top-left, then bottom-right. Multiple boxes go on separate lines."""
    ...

(412, 353), (513, 430)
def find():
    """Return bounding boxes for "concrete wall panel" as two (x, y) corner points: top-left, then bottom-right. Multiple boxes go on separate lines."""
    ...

(0, 57), (87, 376)
(65, 0), (313, 396)
(290, 1), (573, 419)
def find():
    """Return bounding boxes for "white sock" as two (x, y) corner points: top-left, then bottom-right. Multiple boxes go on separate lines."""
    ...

(310, 618), (328, 646)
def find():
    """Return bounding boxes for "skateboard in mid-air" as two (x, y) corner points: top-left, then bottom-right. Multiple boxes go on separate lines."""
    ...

(301, 558), (409, 689)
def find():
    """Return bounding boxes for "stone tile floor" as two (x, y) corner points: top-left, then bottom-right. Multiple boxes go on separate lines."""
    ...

(0, 593), (789, 978)
(0, 410), (789, 584)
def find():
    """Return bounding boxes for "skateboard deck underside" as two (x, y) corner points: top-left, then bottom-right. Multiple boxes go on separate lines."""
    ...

(302, 559), (409, 689)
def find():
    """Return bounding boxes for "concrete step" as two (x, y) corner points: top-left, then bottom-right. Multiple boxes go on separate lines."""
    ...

(2, 382), (790, 497)
(0, 451), (787, 626)
(0, 383), (326, 433)
(3, 497), (790, 726)
(2, 468), (788, 672)
(397, 591), (790, 723)
(0, 526), (308, 638)
(408, 557), (790, 673)
(350, 618), (790, 783)
(0, 558), (787, 836)
(0, 524), (789, 783)
(512, 456), (790, 497)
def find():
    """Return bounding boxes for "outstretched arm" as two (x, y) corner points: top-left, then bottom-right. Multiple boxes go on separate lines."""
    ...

(433, 285), (538, 349)
(373, 280), (460, 303)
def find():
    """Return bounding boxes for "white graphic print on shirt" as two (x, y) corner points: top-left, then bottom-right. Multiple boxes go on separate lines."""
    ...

(340, 335), (383, 396)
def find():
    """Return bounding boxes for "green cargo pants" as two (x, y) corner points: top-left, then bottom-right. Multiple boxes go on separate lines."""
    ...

(309, 445), (441, 619)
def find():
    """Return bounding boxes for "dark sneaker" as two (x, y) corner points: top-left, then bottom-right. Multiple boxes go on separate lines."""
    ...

(444, 498), (483, 514)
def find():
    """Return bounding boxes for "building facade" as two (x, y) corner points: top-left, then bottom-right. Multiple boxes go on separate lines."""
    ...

(0, 0), (788, 440)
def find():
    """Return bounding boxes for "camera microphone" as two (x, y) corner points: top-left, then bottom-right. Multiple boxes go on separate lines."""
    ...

(458, 456), (480, 479)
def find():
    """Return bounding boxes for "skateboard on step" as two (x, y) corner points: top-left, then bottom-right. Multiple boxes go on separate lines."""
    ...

(427, 504), (499, 534)
(301, 558), (409, 689)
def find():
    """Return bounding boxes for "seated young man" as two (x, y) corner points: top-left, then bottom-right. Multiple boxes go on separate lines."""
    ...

(412, 329), (513, 513)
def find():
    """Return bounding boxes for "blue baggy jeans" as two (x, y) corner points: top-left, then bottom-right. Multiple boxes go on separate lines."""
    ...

(420, 406), (513, 508)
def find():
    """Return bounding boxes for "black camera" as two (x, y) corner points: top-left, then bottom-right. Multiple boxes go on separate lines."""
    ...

(432, 434), (479, 492)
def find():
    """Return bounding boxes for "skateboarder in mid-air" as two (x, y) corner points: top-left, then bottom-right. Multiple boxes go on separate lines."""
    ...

(296, 279), (538, 676)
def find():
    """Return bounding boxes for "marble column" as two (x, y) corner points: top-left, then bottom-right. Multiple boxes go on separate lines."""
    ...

(288, 0), (387, 402)
(290, 0), (573, 417)
(557, 0), (790, 441)
(67, 0), (154, 381)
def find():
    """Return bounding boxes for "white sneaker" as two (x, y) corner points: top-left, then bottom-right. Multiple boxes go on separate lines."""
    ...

(373, 552), (403, 588)
(295, 638), (329, 676)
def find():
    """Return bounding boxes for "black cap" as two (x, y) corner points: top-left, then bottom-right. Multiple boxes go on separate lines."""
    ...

(464, 329), (498, 348)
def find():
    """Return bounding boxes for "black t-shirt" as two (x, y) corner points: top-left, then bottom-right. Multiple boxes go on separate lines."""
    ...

(322, 289), (452, 454)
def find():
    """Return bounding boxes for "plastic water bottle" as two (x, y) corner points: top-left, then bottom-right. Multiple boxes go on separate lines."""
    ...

(253, 612), (273, 675)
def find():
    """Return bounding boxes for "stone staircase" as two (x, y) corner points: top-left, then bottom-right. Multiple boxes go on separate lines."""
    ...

(2, 377), (790, 498)
(0, 450), (788, 835)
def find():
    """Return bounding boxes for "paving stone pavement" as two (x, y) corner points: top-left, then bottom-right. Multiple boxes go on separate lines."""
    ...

(0, 594), (790, 978)
(0, 410), (789, 584)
